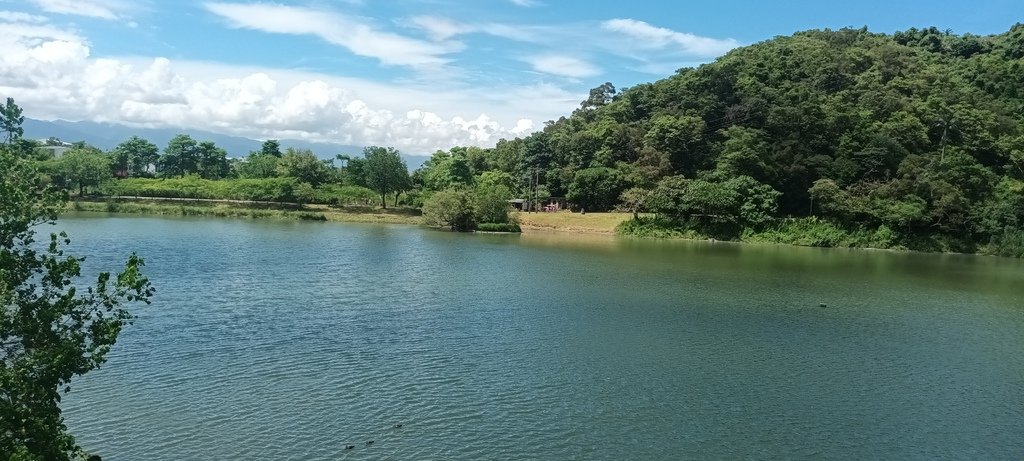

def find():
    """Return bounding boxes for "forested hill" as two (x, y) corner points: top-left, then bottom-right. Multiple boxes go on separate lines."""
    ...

(485, 25), (1024, 254)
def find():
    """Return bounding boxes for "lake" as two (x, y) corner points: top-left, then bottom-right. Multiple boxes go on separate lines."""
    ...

(58, 214), (1024, 460)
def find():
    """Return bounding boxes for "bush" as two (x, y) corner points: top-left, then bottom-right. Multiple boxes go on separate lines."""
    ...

(225, 178), (298, 201)
(477, 222), (522, 232)
(422, 188), (476, 231)
(747, 217), (852, 247)
(474, 183), (515, 224)
(315, 184), (377, 206)
(616, 216), (705, 239)
(984, 229), (1024, 257)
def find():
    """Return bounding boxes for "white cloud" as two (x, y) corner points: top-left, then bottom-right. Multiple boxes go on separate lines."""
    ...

(0, 15), (579, 153)
(526, 54), (600, 79)
(509, 0), (540, 6)
(408, 15), (467, 41)
(204, 2), (461, 69)
(601, 18), (738, 57)
(29, 0), (137, 20)
(401, 15), (734, 75)
(0, 11), (48, 23)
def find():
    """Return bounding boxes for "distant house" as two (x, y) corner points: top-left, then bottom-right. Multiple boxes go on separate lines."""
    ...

(509, 197), (567, 212)
(545, 197), (567, 212)
(37, 144), (71, 159)
(509, 198), (526, 211)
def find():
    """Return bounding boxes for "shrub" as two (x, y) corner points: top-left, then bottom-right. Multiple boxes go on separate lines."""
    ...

(477, 222), (522, 232)
(422, 188), (476, 231)
(617, 216), (705, 239)
(985, 229), (1024, 258)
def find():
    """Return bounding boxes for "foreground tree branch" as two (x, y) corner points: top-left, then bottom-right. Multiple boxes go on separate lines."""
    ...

(1, 98), (154, 461)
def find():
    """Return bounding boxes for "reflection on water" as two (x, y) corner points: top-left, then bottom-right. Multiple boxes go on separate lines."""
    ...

(58, 215), (1024, 460)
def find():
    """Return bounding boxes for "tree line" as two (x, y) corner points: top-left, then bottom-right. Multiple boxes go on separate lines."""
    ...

(6, 126), (418, 209)
(7, 24), (1024, 248)
(409, 25), (1024, 255)
(1, 101), (522, 230)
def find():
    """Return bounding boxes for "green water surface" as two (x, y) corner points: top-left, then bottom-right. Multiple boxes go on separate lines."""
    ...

(58, 215), (1024, 460)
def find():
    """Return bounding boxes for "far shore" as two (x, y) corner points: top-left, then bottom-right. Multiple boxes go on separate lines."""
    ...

(65, 198), (1009, 258)
(67, 197), (633, 234)
(68, 198), (421, 225)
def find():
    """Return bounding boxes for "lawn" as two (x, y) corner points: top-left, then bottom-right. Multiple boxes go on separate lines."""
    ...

(514, 211), (633, 234)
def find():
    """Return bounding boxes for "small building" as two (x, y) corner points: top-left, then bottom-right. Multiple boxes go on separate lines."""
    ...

(509, 198), (526, 211)
(545, 197), (567, 212)
(37, 144), (70, 159)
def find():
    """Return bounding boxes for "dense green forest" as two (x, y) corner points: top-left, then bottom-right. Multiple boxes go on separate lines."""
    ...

(443, 24), (1024, 255)
(6, 25), (1024, 253)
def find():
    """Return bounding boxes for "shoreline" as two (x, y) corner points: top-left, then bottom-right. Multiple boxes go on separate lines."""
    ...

(68, 198), (421, 225)
(68, 199), (1009, 258)
(68, 199), (632, 234)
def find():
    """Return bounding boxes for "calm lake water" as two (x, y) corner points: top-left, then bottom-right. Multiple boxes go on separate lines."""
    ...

(57, 214), (1024, 460)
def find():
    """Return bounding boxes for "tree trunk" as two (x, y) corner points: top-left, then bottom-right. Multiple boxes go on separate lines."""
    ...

(380, 193), (387, 209)
(393, 191), (401, 208)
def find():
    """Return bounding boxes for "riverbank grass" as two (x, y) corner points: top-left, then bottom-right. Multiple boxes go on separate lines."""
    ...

(514, 211), (632, 234)
(70, 200), (422, 225)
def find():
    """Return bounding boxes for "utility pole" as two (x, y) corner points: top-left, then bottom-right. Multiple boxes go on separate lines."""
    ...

(532, 168), (540, 213)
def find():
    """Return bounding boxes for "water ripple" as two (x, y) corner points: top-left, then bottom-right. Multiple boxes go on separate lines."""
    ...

(55, 216), (1024, 460)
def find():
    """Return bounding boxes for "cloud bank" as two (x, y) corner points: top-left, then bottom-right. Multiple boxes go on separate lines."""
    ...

(1, 3), (740, 153)
(0, 11), (552, 153)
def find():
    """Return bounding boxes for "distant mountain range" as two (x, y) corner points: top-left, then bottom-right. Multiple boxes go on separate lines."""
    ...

(22, 118), (429, 169)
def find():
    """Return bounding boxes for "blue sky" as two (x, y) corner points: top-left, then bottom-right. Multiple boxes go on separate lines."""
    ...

(1, 0), (1021, 152)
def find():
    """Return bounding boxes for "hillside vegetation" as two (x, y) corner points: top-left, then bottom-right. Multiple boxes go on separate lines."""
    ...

(455, 25), (1024, 255)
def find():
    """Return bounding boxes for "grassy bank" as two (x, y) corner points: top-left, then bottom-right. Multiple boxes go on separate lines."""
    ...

(69, 199), (422, 225)
(68, 201), (1022, 257)
(514, 211), (632, 234)
(616, 215), (1024, 257)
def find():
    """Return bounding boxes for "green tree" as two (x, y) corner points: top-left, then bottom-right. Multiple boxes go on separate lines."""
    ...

(0, 107), (153, 460)
(236, 153), (279, 179)
(417, 150), (473, 192)
(715, 126), (772, 182)
(196, 141), (230, 180)
(293, 181), (317, 205)
(580, 82), (617, 110)
(488, 138), (524, 174)
(159, 134), (199, 177)
(57, 146), (110, 196)
(110, 136), (159, 178)
(566, 167), (626, 212)
(1, 97), (25, 144)
(391, 169), (413, 207)
(363, 146), (409, 209)
(475, 170), (517, 191)
(260, 139), (282, 158)
(619, 187), (651, 219)
(342, 156), (367, 187)
(422, 188), (476, 231)
(647, 175), (779, 229)
(275, 148), (334, 186)
(474, 183), (514, 224)
(644, 114), (706, 175)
